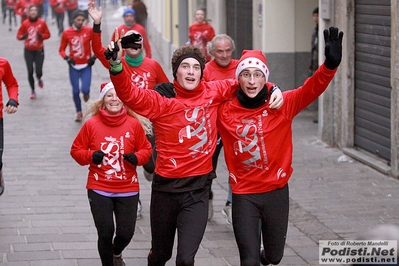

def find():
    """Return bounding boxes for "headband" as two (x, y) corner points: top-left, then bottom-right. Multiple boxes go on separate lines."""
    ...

(172, 53), (205, 79)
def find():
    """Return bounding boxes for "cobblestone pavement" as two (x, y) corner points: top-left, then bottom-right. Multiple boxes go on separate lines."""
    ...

(0, 5), (398, 266)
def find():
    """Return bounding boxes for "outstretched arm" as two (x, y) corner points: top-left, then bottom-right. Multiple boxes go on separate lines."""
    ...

(88, 0), (112, 68)
(289, 26), (343, 116)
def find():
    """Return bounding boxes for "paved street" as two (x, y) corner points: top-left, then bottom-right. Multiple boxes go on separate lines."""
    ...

(1, 5), (399, 266)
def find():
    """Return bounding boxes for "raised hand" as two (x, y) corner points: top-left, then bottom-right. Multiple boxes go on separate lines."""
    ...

(88, 0), (102, 24)
(323, 26), (344, 70)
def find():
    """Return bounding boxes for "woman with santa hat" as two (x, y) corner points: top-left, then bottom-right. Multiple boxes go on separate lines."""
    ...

(70, 82), (152, 266)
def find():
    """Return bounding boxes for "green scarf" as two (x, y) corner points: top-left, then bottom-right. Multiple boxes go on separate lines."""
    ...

(124, 53), (144, 67)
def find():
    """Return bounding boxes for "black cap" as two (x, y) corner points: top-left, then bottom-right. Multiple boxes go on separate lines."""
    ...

(72, 9), (86, 20)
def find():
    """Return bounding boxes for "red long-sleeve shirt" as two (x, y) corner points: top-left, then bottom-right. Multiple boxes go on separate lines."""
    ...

(49, 0), (66, 13)
(217, 64), (337, 194)
(92, 31), (168, 90)
(5, 0), (17, 8)
(70, 108), (152, 193)
(0, 58), (19, 118)
(16, 18), (50, 51)
(189, 22), (215, 62)
(203, 59), (239, 81)
(65, 0), (77, 10)
(15, 0), (40, 21)
(110, 68), (238, 178)
(59, 25), (93, 64)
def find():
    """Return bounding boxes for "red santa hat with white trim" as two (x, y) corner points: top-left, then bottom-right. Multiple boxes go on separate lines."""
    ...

(99, 82), (114, 99)
(235, 50), (270, 81)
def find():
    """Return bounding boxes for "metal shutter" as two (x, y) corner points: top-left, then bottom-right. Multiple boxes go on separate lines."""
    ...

(226, 0), (253, 58)
(354, 0), (391, 161)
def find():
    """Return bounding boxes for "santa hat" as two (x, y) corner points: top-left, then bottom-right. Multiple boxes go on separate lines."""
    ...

(235, 50), (270, 81)
(99, 82), (114, 99)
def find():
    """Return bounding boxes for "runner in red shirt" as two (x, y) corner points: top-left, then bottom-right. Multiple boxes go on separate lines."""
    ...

(188, 8), (215, 62)
(4, 0), (17, 31)
(0, 57), (19, 196)
(49, 0), (66, 36)
(71, 82), (152, 266)
(16, 4), (50, 99)
(65, 0), (77, 26)
(59, 9), (96, 121)
(15, 0), (40, 22)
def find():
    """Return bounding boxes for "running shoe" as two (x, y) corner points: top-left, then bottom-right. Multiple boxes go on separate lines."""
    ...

(29, 92), (36, 99)
(75, 112), (83, 122)
(38, 79), (44, 88)
(83, 94), (90, 102)
(113, 255), (126, 266)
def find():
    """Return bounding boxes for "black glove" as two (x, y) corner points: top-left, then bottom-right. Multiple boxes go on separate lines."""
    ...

(121, 33), (142, 49)
(92, 150), (105, 164)
(88, 56), (96, 66)
(323, 26), (344, 70)
(123, 153), (138, 165)
(104, 42), (120, 61)
(6, 99), (18, 107)
(64, 56), (75, 66)
(37, 32), (42, 39)
(20, 33), (28, 40)
(154, 82), (176, 98)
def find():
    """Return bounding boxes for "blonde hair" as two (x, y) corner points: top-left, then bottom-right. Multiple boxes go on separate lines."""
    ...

(85, 98), (153, 136)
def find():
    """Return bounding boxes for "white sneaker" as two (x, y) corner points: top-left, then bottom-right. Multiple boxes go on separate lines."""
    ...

(222, 204), (232, 225)
(208, 199), (213, 221)
(137, 200), (142, 220)
(113, 255), (126, 266)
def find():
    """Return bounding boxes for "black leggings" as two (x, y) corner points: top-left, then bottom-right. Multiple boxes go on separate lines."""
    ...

(54, 11), (64, 35)
(24, 49), (44, 92)
(88, 190), (139, 266)
(5, 7), (16, 26)
(148, 186), (209, 266)
(232, 184), (289, 266)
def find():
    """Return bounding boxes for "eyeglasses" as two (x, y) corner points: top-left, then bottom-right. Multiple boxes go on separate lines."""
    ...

(239, 71), (264, 79)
